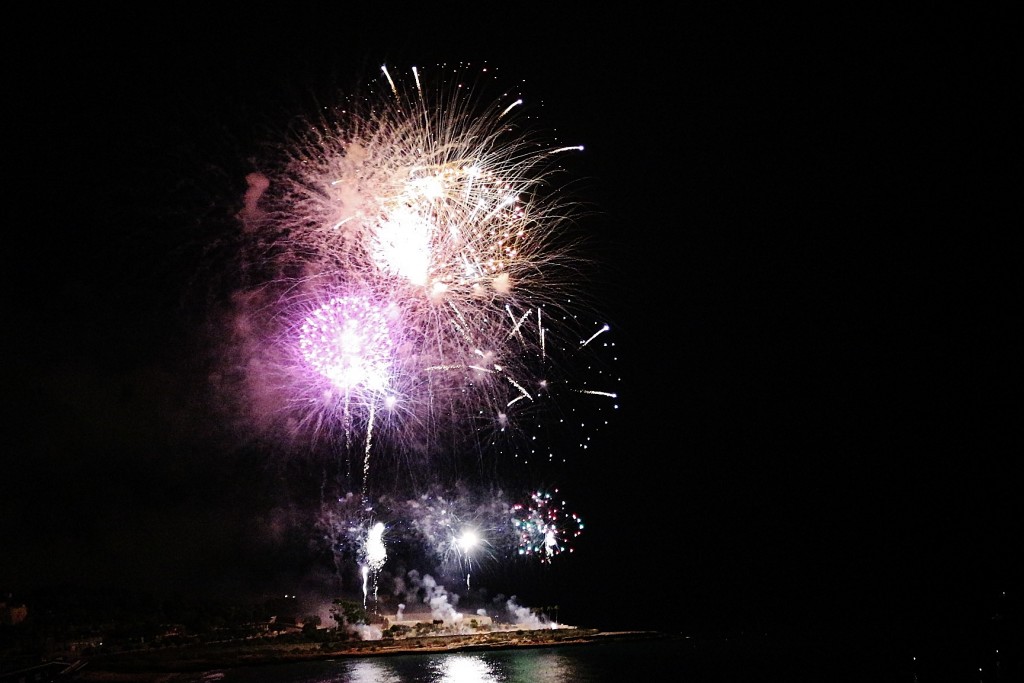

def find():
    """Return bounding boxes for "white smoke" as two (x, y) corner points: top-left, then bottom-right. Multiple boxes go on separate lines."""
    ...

(505, 596), (557, 629)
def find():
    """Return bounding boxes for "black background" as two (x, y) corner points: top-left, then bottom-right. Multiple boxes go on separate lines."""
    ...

(4, 3), (1019, 661)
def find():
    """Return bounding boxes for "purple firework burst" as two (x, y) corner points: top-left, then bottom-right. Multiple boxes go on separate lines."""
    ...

(299, 295), (394, 394)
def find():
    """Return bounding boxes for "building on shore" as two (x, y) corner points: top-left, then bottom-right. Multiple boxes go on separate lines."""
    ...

(381, 611), (493, 633)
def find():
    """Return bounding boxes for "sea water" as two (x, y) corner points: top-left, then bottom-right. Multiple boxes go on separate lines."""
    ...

(167, 635), (925, 683)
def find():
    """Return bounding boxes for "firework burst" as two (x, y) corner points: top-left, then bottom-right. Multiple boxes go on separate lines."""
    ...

(230, 63), (618, 494)
(511, 490), (584, 563)
(298, 294), (394, 395)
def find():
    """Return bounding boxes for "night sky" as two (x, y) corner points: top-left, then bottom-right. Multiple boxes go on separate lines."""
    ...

(4, 6), (1019, 648)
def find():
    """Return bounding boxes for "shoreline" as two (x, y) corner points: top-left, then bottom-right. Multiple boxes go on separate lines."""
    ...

(73, 628), (674, 680)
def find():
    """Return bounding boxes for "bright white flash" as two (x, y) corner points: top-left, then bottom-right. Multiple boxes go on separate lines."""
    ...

(457, 528), (480, 554)
(373, 208), (432, 285)
(366, 522), (387, 571)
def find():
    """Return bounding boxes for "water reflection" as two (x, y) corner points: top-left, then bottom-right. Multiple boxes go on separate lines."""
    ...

(216, 639), (682, 683)
(508, 651), (574, 682)
(432, 654), (498, 682)
(343, 658), (402, 683)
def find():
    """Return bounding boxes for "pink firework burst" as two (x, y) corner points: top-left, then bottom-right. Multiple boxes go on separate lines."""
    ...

(299, 294), (394, 394)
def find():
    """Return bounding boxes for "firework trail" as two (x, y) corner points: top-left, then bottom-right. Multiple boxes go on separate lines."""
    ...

(220, 63), (618, 604)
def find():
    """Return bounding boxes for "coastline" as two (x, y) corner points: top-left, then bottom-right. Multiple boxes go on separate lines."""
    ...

(73, 628), (673, 681)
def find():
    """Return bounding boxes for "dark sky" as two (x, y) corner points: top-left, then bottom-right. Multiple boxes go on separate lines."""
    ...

(4, 6), (1019, 646)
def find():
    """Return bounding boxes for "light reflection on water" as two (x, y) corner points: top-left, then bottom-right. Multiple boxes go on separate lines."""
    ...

(430, 651), (572, 682)
(504, 652), (575, 682)
(310, 650), (577, 683)
(432, 654), (498, 682)
(345, 658), (403, 683)
(192, 633), (953, 682)
(195, 639), (682, 683)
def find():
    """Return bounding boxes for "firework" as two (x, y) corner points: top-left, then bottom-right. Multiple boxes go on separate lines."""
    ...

(510, 490), (584, 563)
(221, 64), (618, 605)
(231, 63), (619, 492)
(364, 522), (387, 572)
(298, 295), (394, 395)
(382, 485), (510, 578)
(361, 521), (387, 607)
